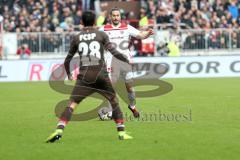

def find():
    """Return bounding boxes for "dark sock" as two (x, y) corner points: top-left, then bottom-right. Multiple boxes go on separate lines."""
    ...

(115, 119), (125, 131)
(110, 98), (125, 132)
(57, 107), (74, 129)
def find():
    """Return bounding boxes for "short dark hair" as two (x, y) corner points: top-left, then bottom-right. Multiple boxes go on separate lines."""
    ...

(82, 11), (96, 26)
(110, 7), (121, 15)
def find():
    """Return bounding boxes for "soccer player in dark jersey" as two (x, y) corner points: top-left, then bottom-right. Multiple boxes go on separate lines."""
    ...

(46, 11), (133, 142)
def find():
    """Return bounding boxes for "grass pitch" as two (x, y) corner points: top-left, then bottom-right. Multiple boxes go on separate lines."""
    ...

(0, 78), (239, 160)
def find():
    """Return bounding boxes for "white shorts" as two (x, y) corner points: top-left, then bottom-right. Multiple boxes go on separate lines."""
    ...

(105, 52), (133, 83)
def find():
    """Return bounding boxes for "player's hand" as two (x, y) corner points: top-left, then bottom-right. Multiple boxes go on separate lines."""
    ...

(147, 29), (154, 36)
(67, 74), (73, 81)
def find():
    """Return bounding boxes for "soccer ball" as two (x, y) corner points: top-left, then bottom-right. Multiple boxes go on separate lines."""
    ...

(98, 107), (112, 121)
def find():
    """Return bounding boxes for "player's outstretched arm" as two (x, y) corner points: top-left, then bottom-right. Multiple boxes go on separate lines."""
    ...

(137, 29), (154, 39)
(128, 24), (154, 40)
(64, 36), (78, 80)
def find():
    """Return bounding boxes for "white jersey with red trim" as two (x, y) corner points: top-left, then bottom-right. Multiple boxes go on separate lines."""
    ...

(99, 23), (140, 61)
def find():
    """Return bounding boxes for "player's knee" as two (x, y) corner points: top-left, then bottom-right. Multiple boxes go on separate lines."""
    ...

(127, 87), (134, 93)
(70, 96), (83, 105)
(125, 81), (134, 91)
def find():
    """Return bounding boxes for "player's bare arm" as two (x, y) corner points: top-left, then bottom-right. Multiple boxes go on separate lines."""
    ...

(136, 29), (154, 39)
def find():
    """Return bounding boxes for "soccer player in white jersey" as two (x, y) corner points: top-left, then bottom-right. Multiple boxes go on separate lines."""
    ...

(98, 7), (154, 119)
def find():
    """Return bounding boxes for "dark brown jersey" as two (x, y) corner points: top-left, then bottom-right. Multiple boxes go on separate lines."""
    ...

(63, 27), (125, 122)
(64, 27), (129, 77)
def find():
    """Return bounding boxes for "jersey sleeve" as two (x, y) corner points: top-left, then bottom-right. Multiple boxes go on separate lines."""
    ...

(128, 24), (140, 38)
(64, 35), (78, 76)
(101, 31), (110, 47)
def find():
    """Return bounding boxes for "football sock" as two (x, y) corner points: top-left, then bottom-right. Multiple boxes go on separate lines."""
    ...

(57, 107), (74, 130)
(115, 119), (125, 131)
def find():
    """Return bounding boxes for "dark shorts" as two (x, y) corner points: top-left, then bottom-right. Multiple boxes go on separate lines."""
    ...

(70, 65), (116, 104)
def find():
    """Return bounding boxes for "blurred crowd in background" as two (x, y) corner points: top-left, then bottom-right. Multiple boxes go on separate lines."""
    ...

(0, 0), (240, 32)
(0, 0), (240, 59)
(0, 0), (83, 32)
(1, 0), (240, 32)
(143, 0), (240, 29)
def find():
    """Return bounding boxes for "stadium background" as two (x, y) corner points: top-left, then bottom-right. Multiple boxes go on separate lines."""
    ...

(0, 1), (239, 160)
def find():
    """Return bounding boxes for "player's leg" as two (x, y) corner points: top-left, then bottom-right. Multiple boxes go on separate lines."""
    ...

(98, 75), (133, 140)
(108, 95), (133, 140)
(98, 57), (140, 119)
(46, 101), (78, 143)
(46, 80), (94, 143)
(125, 81), (140, 118)
(124, 64), (140, 118)
(102, 91), (133, 140)
(98, 55), (119, 120)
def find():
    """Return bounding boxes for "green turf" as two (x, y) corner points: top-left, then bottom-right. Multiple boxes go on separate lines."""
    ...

(0, 78), (239, 160)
